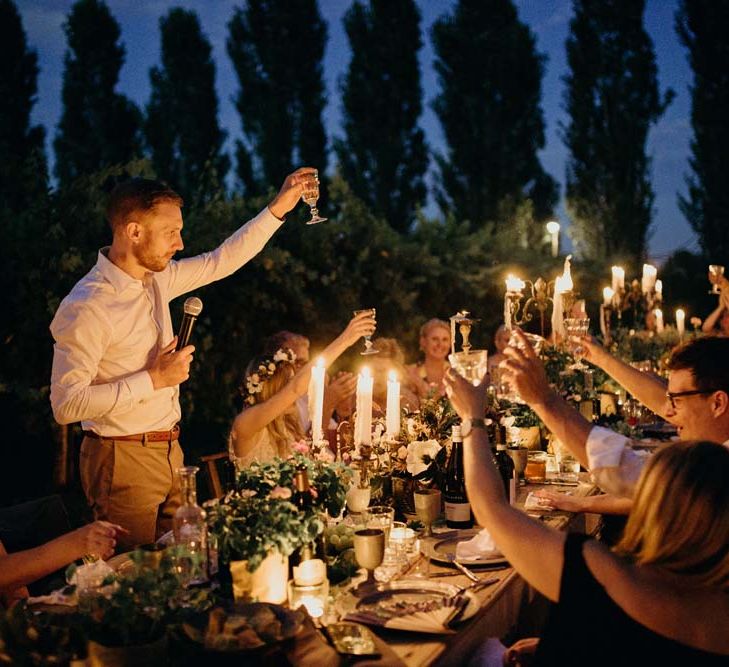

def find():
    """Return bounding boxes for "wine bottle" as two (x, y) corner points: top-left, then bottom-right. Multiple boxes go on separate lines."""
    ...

(495, 442), (517, 505)
(292, 463), (313, 511)
(443, 425), (474, 529)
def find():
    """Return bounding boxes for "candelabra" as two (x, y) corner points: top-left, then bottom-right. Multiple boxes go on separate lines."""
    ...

(504, 277), (555, 338)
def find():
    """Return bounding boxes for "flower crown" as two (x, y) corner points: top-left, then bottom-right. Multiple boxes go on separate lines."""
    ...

(241, 348), (297, 405)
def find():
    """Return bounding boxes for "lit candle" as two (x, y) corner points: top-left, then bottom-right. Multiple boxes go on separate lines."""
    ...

(386, 370), (400, 439)
(676, 308), (685, 337)
(654, 308), (664, 333)
(293, 558), (326, 586)
(309, 357), (326, 444)
(546, 221), (560, 258)
(603, 286), (614, 305)
(655, 279), (663, 300)
(611, 266), (625, 293)
(505, 274), (526, 293)
(355, 367), (373, 446)
(641, 264), (657, 294)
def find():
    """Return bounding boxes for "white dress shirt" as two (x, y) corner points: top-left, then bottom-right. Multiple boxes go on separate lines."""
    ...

(50, 208), (283, 437)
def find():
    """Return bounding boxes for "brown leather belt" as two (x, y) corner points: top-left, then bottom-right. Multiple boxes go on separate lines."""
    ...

(83, 425), (180, 443)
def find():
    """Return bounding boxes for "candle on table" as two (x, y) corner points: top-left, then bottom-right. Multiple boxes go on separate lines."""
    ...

(641, 264), (657, 294)
(386, 370), (400, 439)
(309, 357), (326, 444)
(654, 308), (664, 333)
(293, 558), (326, 586)
(676, 308), (685, 337)
(655, 279), (663, 300)
(611, 266), (625, 293)
(504, 275), (525, 330)
(355, 367), (373, 446)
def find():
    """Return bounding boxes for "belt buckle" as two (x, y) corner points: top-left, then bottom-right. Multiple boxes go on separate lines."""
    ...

(142, 431), (150, 446)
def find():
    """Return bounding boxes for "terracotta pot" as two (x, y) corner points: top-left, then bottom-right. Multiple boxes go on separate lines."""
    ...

(228, 551), (288, 604)
(87, 636), (168, 667)
(505, 426), (541, 450)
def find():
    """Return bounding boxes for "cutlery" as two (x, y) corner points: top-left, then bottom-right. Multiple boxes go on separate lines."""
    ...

(444, 554), (480, 583)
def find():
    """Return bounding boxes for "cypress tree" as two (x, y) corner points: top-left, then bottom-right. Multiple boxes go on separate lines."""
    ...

(146, 8), (229, 201)
(335, 0), (428, 233)
(227, 0), (327, 195)
(53, 0), (141, 186)
(431, 0), (557, 232)
(564, 0), (673, 266)
(676, 0), (729, 261)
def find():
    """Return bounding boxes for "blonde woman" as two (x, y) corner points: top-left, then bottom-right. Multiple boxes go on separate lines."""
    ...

(407, 318), (451, 400)
(446, 368), (729, 664)
(229, 311), (375, 467)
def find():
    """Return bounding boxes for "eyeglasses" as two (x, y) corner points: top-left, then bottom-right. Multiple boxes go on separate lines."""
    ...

(665, 389), (722, 409)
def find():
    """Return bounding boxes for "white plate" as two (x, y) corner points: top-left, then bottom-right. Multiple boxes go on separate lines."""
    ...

(423, 529), (509, 567)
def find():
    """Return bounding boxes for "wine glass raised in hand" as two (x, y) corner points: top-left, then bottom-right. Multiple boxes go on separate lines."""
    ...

(353, 308), (379, 355)
(564, 318), (590, 369)
(708, 265), (725, 295)
(302, 171), (327, 225)
(414, 488), (442, 538)
(354, 528), (385, 590)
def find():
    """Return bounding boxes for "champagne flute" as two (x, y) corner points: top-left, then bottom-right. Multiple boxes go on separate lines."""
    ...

(708, 265), (725, 295)
(414, 488), (441, 538)
(353, 528), (385, 590)
(564, 317), (590, 370)
(353, 308), (379, 355)
(302, 171), (327, 225)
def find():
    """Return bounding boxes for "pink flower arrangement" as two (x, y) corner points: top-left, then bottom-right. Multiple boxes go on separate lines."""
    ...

(269, 485), (292, 500)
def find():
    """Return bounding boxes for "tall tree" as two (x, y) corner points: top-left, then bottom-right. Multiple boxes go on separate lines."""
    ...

(146, 8), (229, 201)
(431, 0), (557, 232)
(676, 0), (729, 261)
(0, 0), (47, 213)
(227, 0), (327, 195)
(564, 0), (673, 266)
(335, 0), (427, 233)
(54, 0), (141, 186)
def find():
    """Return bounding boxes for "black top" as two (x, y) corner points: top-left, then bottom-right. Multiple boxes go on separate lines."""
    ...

(534, 533), (729, 666)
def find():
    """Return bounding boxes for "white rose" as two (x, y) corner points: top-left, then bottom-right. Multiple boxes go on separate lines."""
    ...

(406, 439), (442, 476)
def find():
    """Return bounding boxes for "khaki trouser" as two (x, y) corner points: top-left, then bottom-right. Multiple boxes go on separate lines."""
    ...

(79, 436), (184, 551)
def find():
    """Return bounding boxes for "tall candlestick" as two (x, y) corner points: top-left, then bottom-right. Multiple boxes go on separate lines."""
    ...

(641, 264), (657, 294)
(355, 367), (373, 446)
(386, 370), (401, 438)
(309, 357), (326, 444)
(654, 308), (664, 333)
(675, 308), (685, 337)
(655, 279), (663, 301)
(611, 266), (625, 293)
(603, 286), (614, 305)
(546, 221), (560, 258)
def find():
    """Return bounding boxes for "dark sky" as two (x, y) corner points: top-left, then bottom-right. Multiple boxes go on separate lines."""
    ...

(17, 0), (696, 261)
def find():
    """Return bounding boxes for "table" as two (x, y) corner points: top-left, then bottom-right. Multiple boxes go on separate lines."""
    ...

(376, 475), (599, 667)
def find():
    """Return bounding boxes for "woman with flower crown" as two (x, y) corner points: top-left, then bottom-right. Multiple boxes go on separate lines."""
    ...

(229, 311), (376, 467)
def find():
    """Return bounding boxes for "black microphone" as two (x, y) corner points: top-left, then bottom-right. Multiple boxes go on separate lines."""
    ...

(175, 297), (203, 351)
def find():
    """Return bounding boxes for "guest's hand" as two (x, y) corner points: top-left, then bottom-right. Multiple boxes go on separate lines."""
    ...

(503, 637), (540, 666)
(338, 310), (377, 348)
(500, 330), (551, 407)
(149, 337), (194, 389)
(268, 167), (319, 219)
(443, 368), (488, 421)
(74, 521), (128, 560)
(574, 334), (607, 365)
(533, 490), (584, 513)
(325, 371), (357, 406)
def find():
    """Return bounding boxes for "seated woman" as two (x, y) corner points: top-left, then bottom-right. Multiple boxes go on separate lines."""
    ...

(229, 311), (375, 468)
(407, 318), (451, 400)
(368, 337), (420, 413)
(445, 369), (729, 664)
(486, 324), (510, 375)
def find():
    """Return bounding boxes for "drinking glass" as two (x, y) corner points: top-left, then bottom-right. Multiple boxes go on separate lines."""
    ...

(302, 171), (327, 225)
(364, 505), (395, 542)
(500, 331), (545, 402)
(708, 265), (725, 294)
(353, 528), (385, 589)
(414, 488), (442, 538)
(563, 318), (590, 370)
(448, 349), (488, 386)
(353, 308), (379, 355)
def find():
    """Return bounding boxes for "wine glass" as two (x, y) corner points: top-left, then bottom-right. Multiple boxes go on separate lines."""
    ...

(564, 317), (590, 370)
(353, 528), (385, 590)
(302, 171), (327, 225)
(501, 331), (545, 402)
(708, 265), (725, 295)
(364, 505), (395, 542)
(353, 308), (379, 355)
(414, 488), (441, 538)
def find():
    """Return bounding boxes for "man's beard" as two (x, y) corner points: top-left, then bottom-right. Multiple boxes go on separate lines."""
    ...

(134, 242), (169, 272)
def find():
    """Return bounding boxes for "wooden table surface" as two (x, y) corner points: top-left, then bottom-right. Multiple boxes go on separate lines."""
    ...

(376, 475), (599, 667)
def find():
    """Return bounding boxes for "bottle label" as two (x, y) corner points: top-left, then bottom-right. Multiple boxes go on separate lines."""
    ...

(444, 501), (471, 522)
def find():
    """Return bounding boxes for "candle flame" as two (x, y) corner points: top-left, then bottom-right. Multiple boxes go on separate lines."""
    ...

(361, 366), (371, 378)
(603, 286), (614, 301)
(315, 356), (325, 368)
(388, 369), (397, 381)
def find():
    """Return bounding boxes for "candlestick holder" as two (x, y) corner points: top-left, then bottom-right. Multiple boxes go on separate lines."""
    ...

(504, 278), (556, 338)
(449, 310), (488, 386)
(609, 278), (656, 330)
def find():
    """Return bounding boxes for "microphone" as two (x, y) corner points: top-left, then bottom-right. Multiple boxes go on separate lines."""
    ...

(175, 297), (203, 351)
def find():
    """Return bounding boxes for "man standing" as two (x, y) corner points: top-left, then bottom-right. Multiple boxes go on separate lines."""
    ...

(50, 168), (316, 549)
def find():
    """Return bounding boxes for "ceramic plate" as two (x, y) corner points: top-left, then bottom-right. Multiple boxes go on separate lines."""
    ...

(424, 529), (509, 567)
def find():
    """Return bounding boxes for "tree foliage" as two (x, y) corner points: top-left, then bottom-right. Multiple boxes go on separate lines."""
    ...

(227, 0), (327, 195)
(53, 0), (142, 187)
(146, 8), (229, 203)
(335, 0), (428, 233)
(431, 0), (557, 232)
(676, 0), (729, 261)
(563, 0), (673, 268)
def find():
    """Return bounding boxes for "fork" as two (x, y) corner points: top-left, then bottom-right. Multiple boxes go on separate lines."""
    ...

(443, 553), (480, 583)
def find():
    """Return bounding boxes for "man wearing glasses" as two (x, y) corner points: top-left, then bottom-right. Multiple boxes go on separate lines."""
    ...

(501, 333), (729, 498)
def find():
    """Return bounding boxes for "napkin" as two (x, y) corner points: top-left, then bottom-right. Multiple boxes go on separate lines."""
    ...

(455, 528), (501, 561)
(27, 588), (77, 607)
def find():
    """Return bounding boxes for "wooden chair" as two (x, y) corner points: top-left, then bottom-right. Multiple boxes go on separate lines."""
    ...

(199, 452), (230, 500)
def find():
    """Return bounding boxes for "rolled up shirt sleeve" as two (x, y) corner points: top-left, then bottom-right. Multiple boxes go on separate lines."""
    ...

(585, 425), (650, 498)
(50, 302), (155, 425)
